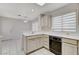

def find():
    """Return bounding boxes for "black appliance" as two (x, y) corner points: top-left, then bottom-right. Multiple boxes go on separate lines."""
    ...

(49, 36), (62, 55)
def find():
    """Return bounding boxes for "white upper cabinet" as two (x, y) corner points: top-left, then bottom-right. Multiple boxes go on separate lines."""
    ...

(39, 14), (52, 32)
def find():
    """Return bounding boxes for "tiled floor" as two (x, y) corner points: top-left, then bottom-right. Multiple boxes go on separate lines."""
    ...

(30, 48), (55, 55)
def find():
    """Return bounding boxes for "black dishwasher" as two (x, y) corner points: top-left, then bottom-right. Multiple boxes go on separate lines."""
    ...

(49, 36), (62, 55)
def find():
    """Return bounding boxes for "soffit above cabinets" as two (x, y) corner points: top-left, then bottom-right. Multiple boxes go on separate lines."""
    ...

(0, 3), (68, 21)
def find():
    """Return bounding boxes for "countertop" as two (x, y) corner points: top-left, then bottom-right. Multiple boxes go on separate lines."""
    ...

(23, 32), (79, 40)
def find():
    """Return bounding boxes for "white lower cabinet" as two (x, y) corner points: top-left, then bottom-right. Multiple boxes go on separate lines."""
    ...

(23, 34), (79, 55)
(27, 39), (34, 53)
(62, 38), (77, 55)
(24, 35), (49, 54)
(43, 37), (49, 49)
(62, 42), (77, 55)
(26, 38), (39, 53)
(77, 41), (79, 55)
(39, 38), (43, 48)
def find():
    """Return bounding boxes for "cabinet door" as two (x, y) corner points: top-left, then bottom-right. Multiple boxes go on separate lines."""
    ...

(77, 41), (79, 55)
(38, 38), (43, 48)
(40, 15), (51, 31)
(62, 42), (77, 55)
(43, 37), (49, 49)
(27, 38), (41, 53)
(35, 38), (40, 49)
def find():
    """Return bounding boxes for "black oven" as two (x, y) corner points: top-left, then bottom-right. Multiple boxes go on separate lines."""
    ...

(49, 36), (62, 55)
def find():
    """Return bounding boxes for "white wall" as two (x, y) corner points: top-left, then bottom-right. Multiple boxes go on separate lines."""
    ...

(0, 17), (32, 54)
(0, 17), (32, 39)
(31, 18), (39, 33)
(0, 19), (1, 35)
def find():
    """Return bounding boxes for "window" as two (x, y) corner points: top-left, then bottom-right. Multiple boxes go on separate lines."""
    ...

(52, 12), (76, 32)
(62, 12), (76, 32)
(52, 16), (62, 31)
(32, 21), (38, 32)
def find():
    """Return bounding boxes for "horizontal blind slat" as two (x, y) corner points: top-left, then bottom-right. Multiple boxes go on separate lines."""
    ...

(63, 12), (76, 32)
(52, 15), (62, 31)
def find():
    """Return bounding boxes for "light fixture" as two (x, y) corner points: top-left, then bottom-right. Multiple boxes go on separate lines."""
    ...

(24, 20), (28, 23)
(32, 9), (34, 12)
(36, 3), (45, 6)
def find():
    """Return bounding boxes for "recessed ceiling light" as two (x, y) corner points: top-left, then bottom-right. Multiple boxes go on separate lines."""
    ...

(24, 20), (28, 23)
(36, 3), (45, 6)
(32, 9), (34, 12)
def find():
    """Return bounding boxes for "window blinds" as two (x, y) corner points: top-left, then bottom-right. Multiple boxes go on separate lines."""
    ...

(52, 12), (76, 32)
(62, 12), (76, 32)
(52, 16), (62, 31)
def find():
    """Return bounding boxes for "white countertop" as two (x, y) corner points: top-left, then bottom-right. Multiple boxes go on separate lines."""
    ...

(23, 32), (79, 40)
(49, 33), (79, 40)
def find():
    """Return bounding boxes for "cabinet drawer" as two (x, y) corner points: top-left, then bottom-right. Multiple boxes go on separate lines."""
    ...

(62, 38), (77, 45)
(27, 35), (42, 39)
(27, 34), (48, 39)
(62, 42), (77, 55)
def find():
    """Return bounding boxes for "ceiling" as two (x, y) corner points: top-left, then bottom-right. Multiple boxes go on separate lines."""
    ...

(0, 3), (68, 21)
